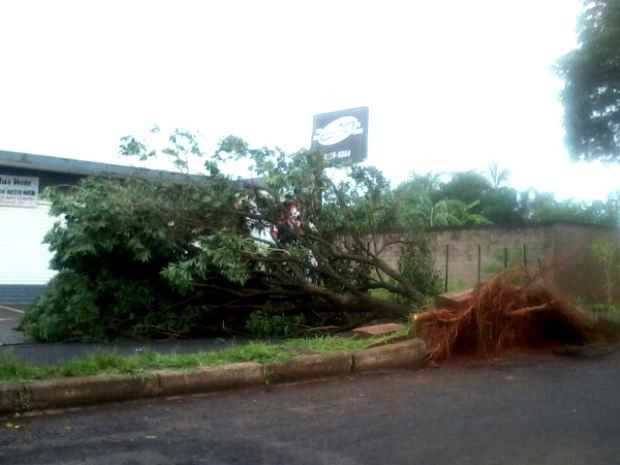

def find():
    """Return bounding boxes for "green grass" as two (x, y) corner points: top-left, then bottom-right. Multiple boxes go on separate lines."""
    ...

(587, 302), (620, 322)
(446, 279), (470, 293)
(0, 325), (413, 383)
(368, 288), (398, 301)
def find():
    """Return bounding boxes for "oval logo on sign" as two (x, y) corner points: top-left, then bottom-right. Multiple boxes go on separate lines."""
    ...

(317, 116), (361, 146)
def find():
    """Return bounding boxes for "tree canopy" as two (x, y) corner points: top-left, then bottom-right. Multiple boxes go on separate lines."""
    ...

(557, 0), (620, 161)
(21, 134), (440, 341)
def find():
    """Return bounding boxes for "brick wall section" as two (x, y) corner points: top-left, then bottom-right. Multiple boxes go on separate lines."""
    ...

(376, 222), (620, 300)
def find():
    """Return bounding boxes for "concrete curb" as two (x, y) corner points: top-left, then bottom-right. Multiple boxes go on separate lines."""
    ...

(0, 338), (427, 414)
(265, 352), (353, 383)
(353, 339), (426, 372)
(156, 362), (265, 395)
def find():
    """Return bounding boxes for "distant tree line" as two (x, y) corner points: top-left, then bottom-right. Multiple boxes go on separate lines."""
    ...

(389, 166), (620, 228)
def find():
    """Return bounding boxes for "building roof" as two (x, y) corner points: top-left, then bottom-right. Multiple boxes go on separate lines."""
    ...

(0, 149), (205, 182)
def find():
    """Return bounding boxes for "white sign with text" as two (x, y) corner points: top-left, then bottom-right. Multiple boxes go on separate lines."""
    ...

(0, 174), (39, 207)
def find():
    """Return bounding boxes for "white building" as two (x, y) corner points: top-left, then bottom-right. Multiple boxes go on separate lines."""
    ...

(0, 150), (191, 305)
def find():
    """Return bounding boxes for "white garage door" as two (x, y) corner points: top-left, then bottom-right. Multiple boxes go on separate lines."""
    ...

(0, 202), (58, 285)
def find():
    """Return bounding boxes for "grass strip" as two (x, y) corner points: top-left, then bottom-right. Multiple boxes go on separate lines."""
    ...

(0, 325), (412, 383)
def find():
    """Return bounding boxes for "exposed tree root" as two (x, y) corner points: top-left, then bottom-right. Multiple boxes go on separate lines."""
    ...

(414, 268), (612, 361)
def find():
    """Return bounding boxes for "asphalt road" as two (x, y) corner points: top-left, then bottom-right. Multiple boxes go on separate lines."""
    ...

(2, 351), (619, 465)
(0, 307), (251, 365)
(0, 337), (252, 365)
(0, 307), (26, 345)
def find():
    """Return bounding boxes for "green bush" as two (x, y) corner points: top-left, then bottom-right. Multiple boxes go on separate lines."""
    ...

(398, 232), (442, 299)
(20, 178), (225, 341)
(23, 137), (442, 341)
(20, 272), (100, 341)
(244, 310), (307, 338)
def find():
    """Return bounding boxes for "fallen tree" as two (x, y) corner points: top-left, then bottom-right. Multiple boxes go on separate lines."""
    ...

(21, 132), (440, 341)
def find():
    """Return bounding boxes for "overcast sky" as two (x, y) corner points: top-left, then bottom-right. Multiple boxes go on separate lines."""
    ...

(1, 0), (618, 200)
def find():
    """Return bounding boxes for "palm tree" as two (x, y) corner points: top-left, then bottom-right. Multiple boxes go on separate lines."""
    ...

(487, 162), (510, 190)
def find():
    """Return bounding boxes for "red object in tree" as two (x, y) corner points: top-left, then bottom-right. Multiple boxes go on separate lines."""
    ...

(270, 200), (302, 240)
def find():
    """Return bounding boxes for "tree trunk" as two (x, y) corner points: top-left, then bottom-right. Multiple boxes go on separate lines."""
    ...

(302, 284), (411, 319)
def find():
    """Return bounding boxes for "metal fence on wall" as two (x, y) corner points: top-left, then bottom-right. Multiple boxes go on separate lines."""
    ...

(437, 242), (546, 293)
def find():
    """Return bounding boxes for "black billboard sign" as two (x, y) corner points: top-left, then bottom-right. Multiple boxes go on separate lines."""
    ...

(311, 107), (369, 164)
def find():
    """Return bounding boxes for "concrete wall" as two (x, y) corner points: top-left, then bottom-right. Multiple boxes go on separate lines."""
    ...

(551, 223), (620, 300)
(377, 222), (620, 301)
(428, 224), (555, 290)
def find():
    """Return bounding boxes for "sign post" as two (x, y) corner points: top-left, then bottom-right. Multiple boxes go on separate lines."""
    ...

(311, 107), (369, 165)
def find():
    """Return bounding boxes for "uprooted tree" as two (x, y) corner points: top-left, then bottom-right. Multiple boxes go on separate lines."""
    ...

(21, 132), (440, 341)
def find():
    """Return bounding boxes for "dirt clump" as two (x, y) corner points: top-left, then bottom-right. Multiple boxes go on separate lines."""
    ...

(414, 268), (616, 362)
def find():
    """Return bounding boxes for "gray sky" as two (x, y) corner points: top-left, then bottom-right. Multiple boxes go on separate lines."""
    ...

(1, 0), (617, 199)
